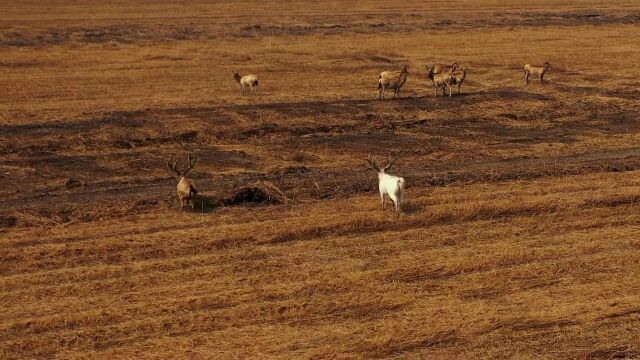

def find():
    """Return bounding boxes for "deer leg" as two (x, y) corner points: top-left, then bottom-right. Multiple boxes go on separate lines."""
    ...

(525, 73), (529, 85)
(388, 193), (398, 212)
(381, 193), (386, 210)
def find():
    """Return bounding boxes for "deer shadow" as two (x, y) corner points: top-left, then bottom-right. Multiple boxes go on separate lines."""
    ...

(401, 200), (424, 215)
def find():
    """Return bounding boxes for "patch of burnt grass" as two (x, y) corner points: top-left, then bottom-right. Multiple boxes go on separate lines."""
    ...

(0, 214), (18, 229)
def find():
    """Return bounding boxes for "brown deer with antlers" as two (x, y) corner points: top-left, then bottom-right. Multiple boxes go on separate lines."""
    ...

(167, 154), (198, 211)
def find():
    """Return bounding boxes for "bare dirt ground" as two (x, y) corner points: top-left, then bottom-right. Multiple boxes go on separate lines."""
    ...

(2, 1), (640, 358)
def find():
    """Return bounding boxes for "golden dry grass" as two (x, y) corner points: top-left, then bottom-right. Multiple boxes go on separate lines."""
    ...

(2, 0), (640, 358)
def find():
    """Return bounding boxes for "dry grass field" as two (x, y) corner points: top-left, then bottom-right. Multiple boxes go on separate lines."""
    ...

(2, 1), (640, 358)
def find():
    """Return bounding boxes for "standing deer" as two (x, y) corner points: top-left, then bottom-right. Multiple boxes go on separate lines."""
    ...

(524, 62), (551, 84)
(167, 155), (198, 211)
(367, 154), (406, 213)
(378, 65), (409, 100)
(233, 71), (259, 95)
(426, 65), (454, 97)
(450, 66), (467, 94)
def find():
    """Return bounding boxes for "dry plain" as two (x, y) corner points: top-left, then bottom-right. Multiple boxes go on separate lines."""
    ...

(2, 1), (640, 358)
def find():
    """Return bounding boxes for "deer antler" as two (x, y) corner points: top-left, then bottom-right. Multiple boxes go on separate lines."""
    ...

(366, 153), (380, 172)
(182, 154), (196, 175)
(382, 155), (397, 171)
(167, 156), (181, 176)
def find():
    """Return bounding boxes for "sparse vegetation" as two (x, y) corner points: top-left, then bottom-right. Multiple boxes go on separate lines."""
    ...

(2, 0), (640, 358)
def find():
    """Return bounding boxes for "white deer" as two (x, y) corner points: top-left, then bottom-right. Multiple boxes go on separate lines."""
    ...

(367, 154), (406, 213)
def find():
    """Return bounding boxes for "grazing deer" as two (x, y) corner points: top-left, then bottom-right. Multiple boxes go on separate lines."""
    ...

(367, 154), (406, 213)
(233, 71), (259, 95)
(167, 155), (198, 211)
(524, 62), (551, 84)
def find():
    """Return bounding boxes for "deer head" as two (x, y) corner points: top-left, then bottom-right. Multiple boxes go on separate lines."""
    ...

(426, 65), (436, 79)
